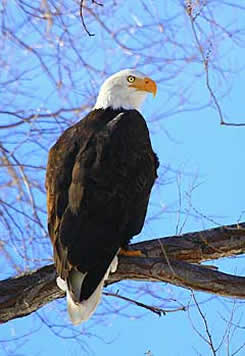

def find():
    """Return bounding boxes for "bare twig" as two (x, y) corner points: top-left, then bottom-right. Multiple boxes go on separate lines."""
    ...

(103, 291), (186, 316)
(186, 3), (245, 127)
(80, 0), (103, 36)
(192, 292), (217, 355)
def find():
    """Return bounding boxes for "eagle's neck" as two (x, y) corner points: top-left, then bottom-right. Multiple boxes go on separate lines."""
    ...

(93, 85), (147, 111)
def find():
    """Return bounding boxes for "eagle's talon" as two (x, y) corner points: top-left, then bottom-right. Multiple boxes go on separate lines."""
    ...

(119, 248), (146, 257)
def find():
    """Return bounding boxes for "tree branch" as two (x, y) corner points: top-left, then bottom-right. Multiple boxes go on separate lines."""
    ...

(1, 222), (245, 324)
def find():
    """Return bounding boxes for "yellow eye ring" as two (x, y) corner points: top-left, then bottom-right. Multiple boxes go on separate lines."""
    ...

(127, 75), (136, 83)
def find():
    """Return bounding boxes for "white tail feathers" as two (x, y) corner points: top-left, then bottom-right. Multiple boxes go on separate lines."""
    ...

(56, 255), (118, 325)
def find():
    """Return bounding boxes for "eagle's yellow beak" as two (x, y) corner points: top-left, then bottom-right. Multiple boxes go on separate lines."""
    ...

(129, 77), (157, 97)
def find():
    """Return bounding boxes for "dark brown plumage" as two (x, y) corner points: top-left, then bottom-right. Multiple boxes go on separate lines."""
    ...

(46, 106), (158, 323)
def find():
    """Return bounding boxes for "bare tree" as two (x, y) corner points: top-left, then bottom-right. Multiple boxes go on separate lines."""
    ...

(1, 0), (245, 354)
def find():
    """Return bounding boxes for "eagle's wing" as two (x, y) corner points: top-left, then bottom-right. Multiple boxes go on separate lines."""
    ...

(46, 110), (158, 322)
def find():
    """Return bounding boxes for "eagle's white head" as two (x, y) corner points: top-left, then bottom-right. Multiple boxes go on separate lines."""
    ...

(94, 69), (157, 111)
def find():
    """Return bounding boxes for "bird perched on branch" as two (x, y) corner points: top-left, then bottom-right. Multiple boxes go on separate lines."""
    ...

(46, 69), (159, 325)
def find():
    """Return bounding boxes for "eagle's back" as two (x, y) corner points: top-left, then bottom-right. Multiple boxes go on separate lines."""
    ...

(46, 107), (158, 303)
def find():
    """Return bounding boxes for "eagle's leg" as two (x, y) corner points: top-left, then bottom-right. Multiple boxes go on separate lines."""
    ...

(119, 248), (145, 257)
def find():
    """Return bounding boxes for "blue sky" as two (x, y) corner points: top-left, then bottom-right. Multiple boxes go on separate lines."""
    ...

(1, 1), (245, 355)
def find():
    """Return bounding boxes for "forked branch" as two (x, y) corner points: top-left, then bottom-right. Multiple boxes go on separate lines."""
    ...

(1, 222), (245, 323)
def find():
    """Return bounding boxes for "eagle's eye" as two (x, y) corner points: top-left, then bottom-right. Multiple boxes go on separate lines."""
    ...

(127, 75), (136, 83)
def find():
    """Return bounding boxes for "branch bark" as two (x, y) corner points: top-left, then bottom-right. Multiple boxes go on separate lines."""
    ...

(1, 222), (245, 324)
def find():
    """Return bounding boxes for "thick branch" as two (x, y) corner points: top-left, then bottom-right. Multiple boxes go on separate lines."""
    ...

(1, 222), (245, 323)
(111, 256), (245, 298)
(132, 222), (245, 262)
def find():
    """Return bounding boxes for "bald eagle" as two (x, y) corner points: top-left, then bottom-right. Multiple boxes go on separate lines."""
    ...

(46, 69), (159, 325)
